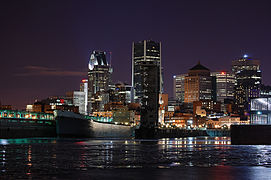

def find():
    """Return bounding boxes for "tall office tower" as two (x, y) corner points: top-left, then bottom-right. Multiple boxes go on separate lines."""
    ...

(184, 62), (212, 103)
(66, 91), (86, 115)
(80, 79), (88, 115)
(88, 51), (112, 112)
(232, 55), (261, 113)
(132, 40), (162, 104)
(211, 71), (235, 112)
(132, 40), (161, 130)
(173, 74), (187, 103)
(211, 71), (235, 103)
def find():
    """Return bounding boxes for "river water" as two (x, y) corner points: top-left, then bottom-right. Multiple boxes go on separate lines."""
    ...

(1, 137), (271, 179)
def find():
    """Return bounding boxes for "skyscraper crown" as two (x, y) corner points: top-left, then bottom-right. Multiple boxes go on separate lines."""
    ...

(189, 61), (210, 71)
(88, 51), (108, 70)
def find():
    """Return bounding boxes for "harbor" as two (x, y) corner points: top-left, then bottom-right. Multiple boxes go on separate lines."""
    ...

(0, 109), (209, 139)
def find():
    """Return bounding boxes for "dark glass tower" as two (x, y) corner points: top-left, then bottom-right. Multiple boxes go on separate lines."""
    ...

(87, 51), (112, 113)
(232, 55), (261, 114)
(132, 40), (162, 131)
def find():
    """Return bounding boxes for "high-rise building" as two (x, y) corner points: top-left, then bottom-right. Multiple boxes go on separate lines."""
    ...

(66, 91), (86, 115)
(108, 83), (132, 105)
(132, 40), (161, 130)
(80, 79), (88, 115)
(211, 71), (235, 103)
(232, 55), (261, 113)
(184, 62), (212, 103)
(132, 40), (162, 104)
(173, 74), (187, 103)
(88, 51), (112, 113)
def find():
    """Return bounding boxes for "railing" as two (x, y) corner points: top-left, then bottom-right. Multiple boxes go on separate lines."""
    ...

(0, 110), (54, 121)
(85, 115), (113, 123)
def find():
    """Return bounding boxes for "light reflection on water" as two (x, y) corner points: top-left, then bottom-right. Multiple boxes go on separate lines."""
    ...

(1, 137), (271, 179)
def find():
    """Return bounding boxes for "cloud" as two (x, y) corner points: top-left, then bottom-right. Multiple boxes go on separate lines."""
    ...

(16, 66), (86, 77)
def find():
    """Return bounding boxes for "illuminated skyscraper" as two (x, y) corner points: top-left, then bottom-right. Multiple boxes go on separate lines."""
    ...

(80, 79), (88, 115)
(184, 62), (212, 103)
(173, 74), (187, 103)
(211, 71), (235, 112)
(232, 55), (261, 113)
(88, 51), (112, 113)
(132, 40), (161, 131)
(132, 40), (162, 104)
(211, 71), (235, 103)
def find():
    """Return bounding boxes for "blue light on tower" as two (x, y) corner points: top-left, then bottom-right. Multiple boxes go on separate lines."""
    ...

(243, 54), (248, 58)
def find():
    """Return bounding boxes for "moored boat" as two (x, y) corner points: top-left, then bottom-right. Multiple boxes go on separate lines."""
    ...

(54, 110), (92, 138)
(55, 110), (135, 138)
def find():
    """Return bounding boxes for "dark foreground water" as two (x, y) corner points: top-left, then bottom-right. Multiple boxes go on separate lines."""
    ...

(1, 137), (271, 179)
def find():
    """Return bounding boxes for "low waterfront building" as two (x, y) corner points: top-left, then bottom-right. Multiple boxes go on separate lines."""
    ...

(27, 96), (79, 114)
(250, 97), (271, 124)
(193, 100), (222, 115)
(206, 116), (246, 129)
(164, 113), (193, 128)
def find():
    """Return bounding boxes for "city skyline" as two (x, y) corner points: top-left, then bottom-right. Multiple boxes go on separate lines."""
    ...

(1, 0), (271, 109)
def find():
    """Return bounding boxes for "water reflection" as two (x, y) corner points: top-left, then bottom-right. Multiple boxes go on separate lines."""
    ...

(1, 137), (271, 179)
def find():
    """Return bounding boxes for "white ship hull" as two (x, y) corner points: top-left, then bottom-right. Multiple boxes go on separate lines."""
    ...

(55, 110), (134, 138)
(92, 120), (134, 138)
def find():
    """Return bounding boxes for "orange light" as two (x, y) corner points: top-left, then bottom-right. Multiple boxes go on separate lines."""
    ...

(221, 71), (226, 75)
(82, 79), (87, 83)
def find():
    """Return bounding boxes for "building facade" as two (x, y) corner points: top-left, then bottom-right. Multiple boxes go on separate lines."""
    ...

(173, 74), (187, 103)
(66, 91), (86, 115)
(211, 71), (235, 112)
(250, 97), (271, 124)
(232, 55), (261, 113)
(108, 83), (132, 105)
(260, 84), (271, 97)
(184, 62), (212, 103)
(132, 40), (162, 129)
(80, 79), (88, 115)
(88, 51), (112, 113)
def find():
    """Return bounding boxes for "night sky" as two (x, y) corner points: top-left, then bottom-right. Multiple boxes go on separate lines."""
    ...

(1, 0), (271, 109)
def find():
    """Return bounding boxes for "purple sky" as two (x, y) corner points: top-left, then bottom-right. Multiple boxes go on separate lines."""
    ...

(1, 0), (271, 109)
